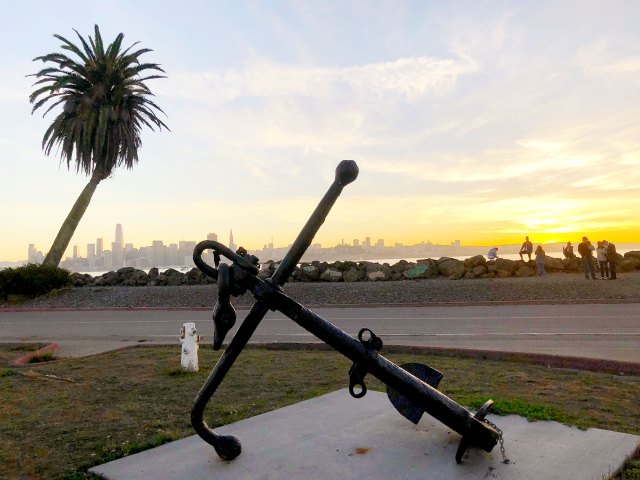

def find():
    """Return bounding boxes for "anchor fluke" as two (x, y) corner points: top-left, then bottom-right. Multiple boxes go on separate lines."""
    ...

(386, 363), (444, 424)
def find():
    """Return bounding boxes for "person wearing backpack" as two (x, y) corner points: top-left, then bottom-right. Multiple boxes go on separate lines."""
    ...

(534, 245), (546, 276)
(577, 236), (596, 279)
(603, 240), (617, 280)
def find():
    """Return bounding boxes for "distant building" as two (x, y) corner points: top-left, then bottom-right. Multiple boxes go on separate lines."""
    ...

(111, 242), (123, 267)
(96, 238), (103, 257)
(167, 243), (179, 266)
(73, 245), (78, 260)
(152, 240), (164, 267)
(207, 233), (218, 241)
(87, 243), (96, 269)
(112, 224), (124, 268)
(115, 224), (124, 245)
(103, 250), (113, 269)
(230, 230), (236, 252)
(353, 239), (360, 247)
(28, 244), (36, 263)
(376, 238), (384, 248)
(179, 241), (196, 266)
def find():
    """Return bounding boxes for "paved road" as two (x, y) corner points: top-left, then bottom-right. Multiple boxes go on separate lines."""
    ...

(1, 303), (639, 362)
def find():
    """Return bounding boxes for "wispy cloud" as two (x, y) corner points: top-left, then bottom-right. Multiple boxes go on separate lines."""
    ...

(158, 54), (479, 104)
(574, 38), (640, 77)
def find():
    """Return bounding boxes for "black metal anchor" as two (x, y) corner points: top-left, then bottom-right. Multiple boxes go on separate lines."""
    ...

(190, 160), (501, 463)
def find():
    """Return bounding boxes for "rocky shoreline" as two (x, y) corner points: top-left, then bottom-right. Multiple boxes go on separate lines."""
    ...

(68, 252), (640, 288)
(9, 270), (640, 309)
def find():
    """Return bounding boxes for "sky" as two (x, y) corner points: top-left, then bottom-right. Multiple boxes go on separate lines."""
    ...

(1, 0), (639, 261)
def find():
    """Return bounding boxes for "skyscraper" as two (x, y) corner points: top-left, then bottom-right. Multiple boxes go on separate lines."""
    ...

(28, 244), (36, 263)
(87, 243), (96, 269)
(115, 224), (124, 245)
(113, 224), (124, 267)
(152, 240), (164, 267)
(207, 233), (218, 241)
(112, 242), (123, 267)
(179, 241), (196, 266)
(229, 230), (236, 252)
(96, 238), (104, 257)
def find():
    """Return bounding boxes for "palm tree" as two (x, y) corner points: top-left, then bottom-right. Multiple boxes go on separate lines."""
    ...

(29, 25), (168, 267)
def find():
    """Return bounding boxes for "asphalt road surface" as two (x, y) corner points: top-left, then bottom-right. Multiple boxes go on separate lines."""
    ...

(1, 303), (638, 362)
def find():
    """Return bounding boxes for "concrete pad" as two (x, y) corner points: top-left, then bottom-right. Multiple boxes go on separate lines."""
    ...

(91, 389), (639, 480)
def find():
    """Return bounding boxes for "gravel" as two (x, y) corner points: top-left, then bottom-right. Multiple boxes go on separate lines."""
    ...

(7, 272), (640, 309)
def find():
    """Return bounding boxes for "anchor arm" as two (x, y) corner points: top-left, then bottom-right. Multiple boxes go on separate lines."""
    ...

(260, 284), (500, 453)
(190, 301), (270, 460)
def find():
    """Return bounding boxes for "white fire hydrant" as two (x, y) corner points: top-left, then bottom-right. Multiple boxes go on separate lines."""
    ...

(180, 322), (202, 372)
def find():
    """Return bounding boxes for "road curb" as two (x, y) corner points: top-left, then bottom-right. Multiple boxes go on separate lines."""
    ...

(2, 298), (640, 312)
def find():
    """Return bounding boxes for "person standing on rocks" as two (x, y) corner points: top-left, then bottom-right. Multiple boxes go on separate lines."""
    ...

(596, 241), (609, 279)
(578, 236), (596, 279)
(534, 245), (546, 276)
(604, 240), (617, 280)
(519, 236), (533, 261)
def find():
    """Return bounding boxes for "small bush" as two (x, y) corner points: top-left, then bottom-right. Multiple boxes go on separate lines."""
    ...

(0, 263), (71, 298)
(27, 352), (56, 364)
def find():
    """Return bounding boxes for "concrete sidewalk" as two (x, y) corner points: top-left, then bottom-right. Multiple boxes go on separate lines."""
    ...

(91, 389), (639, 480)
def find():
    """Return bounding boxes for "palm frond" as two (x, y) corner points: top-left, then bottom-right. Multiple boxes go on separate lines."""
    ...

(106, 33), (125, 58)
(118, 41), (141, 58)
(93, 25), (105, 57)
(53, 34), (90, 64)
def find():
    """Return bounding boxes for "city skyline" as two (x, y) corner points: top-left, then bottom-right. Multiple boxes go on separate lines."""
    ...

(25, 222), (459, 264)
(2, 2), (640, 263)
(21, 222), (639, 270)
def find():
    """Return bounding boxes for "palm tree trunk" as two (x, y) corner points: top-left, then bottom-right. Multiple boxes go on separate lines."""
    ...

(43, 169), (106, 267)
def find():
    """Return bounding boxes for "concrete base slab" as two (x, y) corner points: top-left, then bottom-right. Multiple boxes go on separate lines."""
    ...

(91, 389), (639, 480)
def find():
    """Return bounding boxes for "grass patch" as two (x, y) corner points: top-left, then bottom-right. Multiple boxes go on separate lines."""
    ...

(615, 454), (640, 480)
(0, 344), (637, 479)
(465, 397), (569, 424)
(161, 366), (200, 377)
(0, 368), (15, 377)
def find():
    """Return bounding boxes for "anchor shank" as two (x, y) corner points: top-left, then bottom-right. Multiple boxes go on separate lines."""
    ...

(271, 160), (358, 287)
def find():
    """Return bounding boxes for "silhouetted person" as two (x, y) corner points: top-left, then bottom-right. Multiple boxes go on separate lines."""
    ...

(487, 247), (499, 261)
(603, 240), (617, 280)
(519, 236), (533, 261)
(578, 236), (596, 279)
(534, 245), (546, 276)
(563, 241), (575, 259)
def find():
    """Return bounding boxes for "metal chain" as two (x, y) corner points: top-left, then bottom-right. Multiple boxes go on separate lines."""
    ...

(484, 418), (510, 464)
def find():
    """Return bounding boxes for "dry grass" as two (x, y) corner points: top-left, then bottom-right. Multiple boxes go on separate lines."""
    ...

(0, 343), (638, 479)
